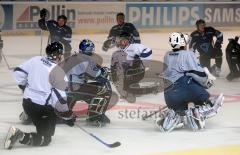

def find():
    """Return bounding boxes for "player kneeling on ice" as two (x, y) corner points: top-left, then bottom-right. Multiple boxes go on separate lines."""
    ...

(155, 32), (224, 132)
(111, 32), (152, 103)
(65, 39), (112, 127)
(4, 42), (74, 149)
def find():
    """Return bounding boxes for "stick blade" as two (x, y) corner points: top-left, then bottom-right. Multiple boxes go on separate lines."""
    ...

(108, 142), (121, 148)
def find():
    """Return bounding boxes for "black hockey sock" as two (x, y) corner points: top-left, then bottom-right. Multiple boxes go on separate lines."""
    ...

(215, 57), (222, 68)
(19, 133), (31, 145)
(19, 132), (51, 146)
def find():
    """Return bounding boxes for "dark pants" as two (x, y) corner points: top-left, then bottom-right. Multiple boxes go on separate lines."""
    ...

(199, 48), (223, 70)
(21, 99), (57, 146)
(164, 76), (210, 112)
(67, 82), (111, 121)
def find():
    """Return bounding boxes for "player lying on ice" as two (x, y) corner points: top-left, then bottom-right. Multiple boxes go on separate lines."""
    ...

(18, 39), (113, 127)
(155, 32), (224, 132)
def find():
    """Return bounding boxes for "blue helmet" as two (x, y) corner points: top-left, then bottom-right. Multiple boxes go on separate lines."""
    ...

(79, 39), (95, 55)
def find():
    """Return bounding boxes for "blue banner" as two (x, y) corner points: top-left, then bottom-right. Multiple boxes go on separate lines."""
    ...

(126, 3), (240, 28)
(0, 4), (13, 30)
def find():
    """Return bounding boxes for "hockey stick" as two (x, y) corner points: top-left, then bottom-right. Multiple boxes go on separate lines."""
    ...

(40, 30), (43, 56)
(142, 105), (167, 120)
(75, 123), (121, 148)
(1, 51), (15, 70)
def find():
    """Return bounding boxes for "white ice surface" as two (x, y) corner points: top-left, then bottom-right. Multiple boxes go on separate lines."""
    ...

(0, 32), (240, 155)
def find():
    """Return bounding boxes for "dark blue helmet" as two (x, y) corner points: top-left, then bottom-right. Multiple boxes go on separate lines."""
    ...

(79, 39), (95, 55)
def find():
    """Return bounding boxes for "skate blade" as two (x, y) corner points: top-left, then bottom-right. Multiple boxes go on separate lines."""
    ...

(4, 126), (16, 149)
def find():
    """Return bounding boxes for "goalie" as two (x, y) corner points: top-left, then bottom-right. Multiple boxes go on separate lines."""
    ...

(111, 32), (152, 103)
(64, 39), (112, 127)
(155, 32), (224, 132)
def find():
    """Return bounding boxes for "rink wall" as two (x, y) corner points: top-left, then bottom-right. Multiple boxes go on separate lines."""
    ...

(1, 2), (240, 35)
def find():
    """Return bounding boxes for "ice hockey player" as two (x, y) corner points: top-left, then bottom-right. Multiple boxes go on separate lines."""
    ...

(38, 8), (72, 59)
(189, 19), (223, 77)
(4, 42), (73, 149)
(102, 12), (140, 52)
(226, 36), (240, 81)
(155, 32), (224, 132)
(64, 39), (112, 127)
(111, 32), (152, 103)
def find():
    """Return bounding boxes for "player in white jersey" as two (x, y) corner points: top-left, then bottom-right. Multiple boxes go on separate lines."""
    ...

(111, 32), (152, 102)
(4, 42), (72, 149)
(155, 32), (224, 132)
(65, 39), (113, 127)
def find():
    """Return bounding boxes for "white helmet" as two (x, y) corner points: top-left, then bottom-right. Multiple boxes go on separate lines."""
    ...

(169, 32), (190, 49)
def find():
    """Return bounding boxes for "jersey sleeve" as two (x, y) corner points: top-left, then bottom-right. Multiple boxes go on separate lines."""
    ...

(62, 27), (72, 43)
(129, 23), (141, 43)
(189, 32), (198, 51)
(13, 57), (34, 86)
(38, 19), (56, 31)
(86, 60), (101, 78)
(213, 27), (223, 43)
(107, 26), (117, 39)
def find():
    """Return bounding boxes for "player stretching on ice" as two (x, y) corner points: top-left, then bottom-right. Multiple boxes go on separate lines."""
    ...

(102, 12), (140, 52)
(38, 8), (72, 59)
(155, 32), (224, 132)
(111, 32), (152, 103)
(64, 39), (113, 127)
(4, 42), (73, 149)
(189, 19), (223, 77)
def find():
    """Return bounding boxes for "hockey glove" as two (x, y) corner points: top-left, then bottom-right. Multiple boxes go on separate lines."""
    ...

(62, 117), (76, 127)
(203, 67), (216, 89)
(18, 85), (26, 92)
(40, 8), (47, 19)
(214, 41), (222, 49)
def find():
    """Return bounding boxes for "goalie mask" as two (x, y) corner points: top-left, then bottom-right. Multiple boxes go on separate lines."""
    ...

(116, 32), (132, 49)
(79, 39), (95, 55)
(169, 32), (190, 50)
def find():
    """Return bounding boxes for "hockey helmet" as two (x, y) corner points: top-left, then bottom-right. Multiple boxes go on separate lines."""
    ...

(46, 42), (63, 60)
(169, 32), (190, 49)
(79, 39), (95, 55)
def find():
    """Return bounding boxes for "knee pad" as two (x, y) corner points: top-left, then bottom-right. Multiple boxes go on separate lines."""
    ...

(199, 93), (224, 119)
(185, 107), (205, 131)
(88, 97), (108, 121)
(155, 109), (182, 132)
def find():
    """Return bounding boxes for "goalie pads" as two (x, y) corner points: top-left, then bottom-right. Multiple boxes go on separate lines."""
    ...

(185, 107), (205, 131)
(198, 93), (224, 119)
(155, 109), (183, 132)
(185, 67), (216, 89)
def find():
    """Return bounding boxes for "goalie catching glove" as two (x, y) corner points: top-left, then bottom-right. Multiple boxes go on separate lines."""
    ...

(102, 37), (116, 52)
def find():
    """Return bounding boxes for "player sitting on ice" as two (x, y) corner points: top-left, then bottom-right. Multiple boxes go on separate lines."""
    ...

(65, 39), (112, 127)
(155, 32), (224, 132)
(111, 32), (152, 103)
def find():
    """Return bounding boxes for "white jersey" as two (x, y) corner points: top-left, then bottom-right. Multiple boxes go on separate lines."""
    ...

(163, 50), (204, 83)
(122, 43), (152, 60)
(13, 56), (66, 107)
(65, 54), (101, 84)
